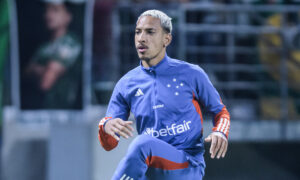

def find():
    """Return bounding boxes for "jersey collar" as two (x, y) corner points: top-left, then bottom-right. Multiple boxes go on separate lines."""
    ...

(140, 53), (170, 73)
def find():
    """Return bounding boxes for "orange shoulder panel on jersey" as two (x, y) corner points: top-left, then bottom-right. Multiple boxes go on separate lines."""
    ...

(212, 106), (230, 138)
(98, 117), (119, 151)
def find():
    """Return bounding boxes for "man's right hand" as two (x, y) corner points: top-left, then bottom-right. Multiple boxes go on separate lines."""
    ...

(104, 118), (134, 141)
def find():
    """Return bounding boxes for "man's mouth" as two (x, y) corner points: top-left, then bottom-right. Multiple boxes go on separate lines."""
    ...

(137, 45), (148, 53)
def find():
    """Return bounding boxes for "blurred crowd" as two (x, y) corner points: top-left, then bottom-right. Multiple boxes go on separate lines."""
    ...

(93, 0), (300, 120)
(1, 0), (300, 118)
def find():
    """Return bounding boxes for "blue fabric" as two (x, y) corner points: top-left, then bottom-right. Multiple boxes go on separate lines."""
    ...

(112, 135), (205, 180)
(106, 54), (224, 166)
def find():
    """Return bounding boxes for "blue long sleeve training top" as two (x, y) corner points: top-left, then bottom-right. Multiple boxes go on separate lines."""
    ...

(99, 54), (230, 165)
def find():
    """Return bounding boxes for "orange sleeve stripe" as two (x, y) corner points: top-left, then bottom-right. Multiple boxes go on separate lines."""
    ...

(98, 117), (119, 151)
(212, 106), (230, 138)
(192, 93), (203, 125)
(145, 156), (189, 170)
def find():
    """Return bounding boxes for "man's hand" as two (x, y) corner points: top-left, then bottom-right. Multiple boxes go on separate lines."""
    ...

(205, 132), (228, 159)
(104, 118), (134, 141)
(40, 61), (66, 91)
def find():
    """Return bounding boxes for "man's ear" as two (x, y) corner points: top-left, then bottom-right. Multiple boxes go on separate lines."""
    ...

(164, 33), (172, 47)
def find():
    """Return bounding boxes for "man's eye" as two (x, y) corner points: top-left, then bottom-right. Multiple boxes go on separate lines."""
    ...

(148, 31), (154, 34)
(135, 31), (140, 34)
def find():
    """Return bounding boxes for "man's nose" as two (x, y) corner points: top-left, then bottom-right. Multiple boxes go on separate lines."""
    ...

(137, 31), (146, 43)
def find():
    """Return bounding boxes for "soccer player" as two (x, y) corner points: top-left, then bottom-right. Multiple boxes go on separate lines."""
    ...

(98, 10), (230, 180)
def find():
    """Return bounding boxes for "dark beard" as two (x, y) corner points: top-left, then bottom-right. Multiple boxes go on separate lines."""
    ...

(140, 56), (151, 62)
(139, 51), (161, 62)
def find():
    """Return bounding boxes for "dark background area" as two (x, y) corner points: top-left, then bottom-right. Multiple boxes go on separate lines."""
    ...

(204, 142), (300, 180)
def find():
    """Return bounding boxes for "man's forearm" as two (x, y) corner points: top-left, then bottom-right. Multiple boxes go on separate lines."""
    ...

(40, 60), (66, 91)
(212, 106), (230, 138)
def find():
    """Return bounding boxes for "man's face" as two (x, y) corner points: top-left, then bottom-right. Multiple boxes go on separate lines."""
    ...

(135, 16), (170, 62)
(45, 4), (71, 30)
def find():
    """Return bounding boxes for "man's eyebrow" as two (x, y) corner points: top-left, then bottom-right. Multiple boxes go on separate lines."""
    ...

(135, 27), (156, 31)
(145, 28), (156, 31)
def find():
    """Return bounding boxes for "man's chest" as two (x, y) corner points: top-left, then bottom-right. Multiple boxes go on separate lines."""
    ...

(127, 74), (196, 116)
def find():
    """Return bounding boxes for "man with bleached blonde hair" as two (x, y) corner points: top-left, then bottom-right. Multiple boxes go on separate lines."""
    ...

(98, 9), (230, 180)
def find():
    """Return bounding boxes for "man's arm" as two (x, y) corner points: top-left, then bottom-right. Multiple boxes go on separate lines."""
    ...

(193, 66), (230, 159)
(26, 60), (66, 91)
(98, 82), (132, 151)
(205, 106), (230, 159)
(98, 117), (133, 151)
(40, 60), (66, 91)
(212, 106), (230, 138)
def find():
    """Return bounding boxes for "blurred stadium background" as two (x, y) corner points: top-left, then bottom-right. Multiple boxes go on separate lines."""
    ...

(0, 0), (300, 179)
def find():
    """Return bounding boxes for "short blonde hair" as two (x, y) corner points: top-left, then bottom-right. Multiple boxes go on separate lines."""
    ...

(137, 9), (172, 34)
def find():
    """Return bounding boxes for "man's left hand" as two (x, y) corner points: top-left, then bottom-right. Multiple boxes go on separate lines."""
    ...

(205, 132), (228, 159)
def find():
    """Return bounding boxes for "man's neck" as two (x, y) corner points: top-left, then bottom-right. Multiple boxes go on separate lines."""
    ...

(142, 51), (166, 68)
(52, 27), (67, 40)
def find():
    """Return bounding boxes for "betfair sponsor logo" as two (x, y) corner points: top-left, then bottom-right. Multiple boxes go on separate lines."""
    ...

(144, 120), (191, 137)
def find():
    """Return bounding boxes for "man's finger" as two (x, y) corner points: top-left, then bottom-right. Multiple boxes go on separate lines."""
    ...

(211, 136), (220, 159)
(124, 121), (133, 125)
(112, 125), (129, 139)
(213, 136), (222, 158)
(108, 127), (120, 141)
(116, 118), (128, 125)
(111, 133), (120, 141)
(114, 123), (133, 138)
(210, 135), (217, 158)
(222, 140), (228, 158)
(217, 139), (226, 159)
(124, 121), (134, 133)
(117, 121), (134, 136)
(205, 135), (212, 142)
(117, 120), (134, 132)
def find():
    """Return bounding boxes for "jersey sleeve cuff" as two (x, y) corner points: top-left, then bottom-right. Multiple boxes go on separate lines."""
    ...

(213, 107), (230, 139)
(212, 116), (230, 139)
(98, 117), (119, 151)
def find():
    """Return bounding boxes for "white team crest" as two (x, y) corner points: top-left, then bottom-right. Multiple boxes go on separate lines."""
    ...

(135, 88), (144, 97)
(166, 78), (184, 96)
